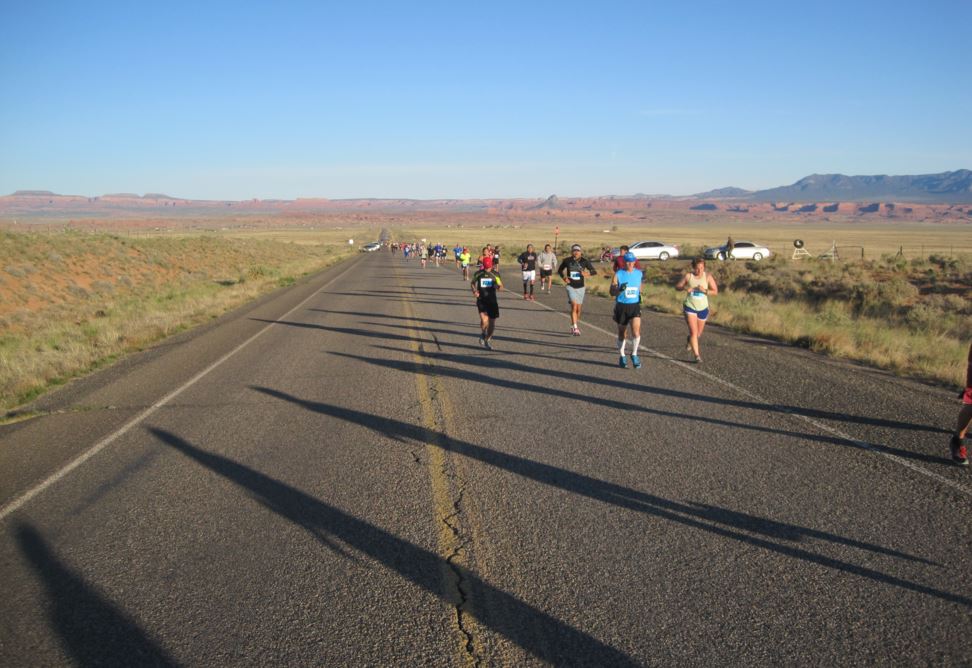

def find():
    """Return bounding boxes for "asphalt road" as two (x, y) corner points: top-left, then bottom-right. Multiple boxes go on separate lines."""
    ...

(1, 250), (969, 666)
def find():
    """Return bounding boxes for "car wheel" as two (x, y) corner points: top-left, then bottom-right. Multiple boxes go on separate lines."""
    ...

(753, 252), (763, 261)
(717, 252), (726, 261)
(658, 251), (669, 261)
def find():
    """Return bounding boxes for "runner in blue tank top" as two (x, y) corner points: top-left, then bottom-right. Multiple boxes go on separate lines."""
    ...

(610, 252), (644, 368)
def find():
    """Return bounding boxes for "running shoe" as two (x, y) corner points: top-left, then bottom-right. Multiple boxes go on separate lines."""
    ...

(478, 335), (486, 347)
(572, 326), (581, 336)
(950, 435), (968, 466)
(631, 355), (641, 369)
(694, 354), (702, 363)
(484, 339), (493, 350)
(523, 294), (529, 300)
(618, 355), (627, 368)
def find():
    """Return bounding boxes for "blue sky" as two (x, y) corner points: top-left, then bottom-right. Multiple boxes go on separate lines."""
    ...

(2, 0), (970, 199)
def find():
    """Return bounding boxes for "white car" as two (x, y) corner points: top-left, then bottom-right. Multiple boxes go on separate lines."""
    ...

(361, 242), (382, 252)
(622, 240), (681, 261)
(703, 240), (771, 261)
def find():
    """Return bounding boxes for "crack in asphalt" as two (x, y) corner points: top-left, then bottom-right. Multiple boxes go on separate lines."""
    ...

(422, 344), (480, 665)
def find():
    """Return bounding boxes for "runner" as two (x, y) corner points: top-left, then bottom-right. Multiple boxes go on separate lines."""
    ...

(471, 262), (504, 350)
(433, 242), (443, 267)
(403, 243), (411, 261)
(610, 252), (644, 368)
(493, 246), (501, 271)
(612, 245), (642, 273)
(949, 341), (972, 465)
(517, 244), (539, 300)
(454, 243), (463, 270)
(557, 244), (597, 336)
(419, 244), (429, 269)
(459, 247), (472, 281)
(479, 245), (494, 271)
(538, 243), (557, 292)
(675, 257), (719, 363)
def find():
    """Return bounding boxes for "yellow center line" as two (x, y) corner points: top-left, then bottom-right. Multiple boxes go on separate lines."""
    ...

(395, 263), (485, 666)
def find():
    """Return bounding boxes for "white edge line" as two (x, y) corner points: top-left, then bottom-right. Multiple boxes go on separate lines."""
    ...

(0, 258), (361, 522)
(516, 283), (972, 499)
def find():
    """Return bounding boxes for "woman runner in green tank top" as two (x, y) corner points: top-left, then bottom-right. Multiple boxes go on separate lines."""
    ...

(676, 257), (719, 363)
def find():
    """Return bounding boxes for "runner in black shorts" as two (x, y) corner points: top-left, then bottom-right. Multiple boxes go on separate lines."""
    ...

(610, 252), (644, 368)
(471, 265), (504, 350)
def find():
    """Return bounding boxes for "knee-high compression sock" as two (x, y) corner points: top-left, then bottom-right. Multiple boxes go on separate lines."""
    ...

(618, 338), (626, 355)
(529, 283), (534, 295)
(632, 336), (641, 356)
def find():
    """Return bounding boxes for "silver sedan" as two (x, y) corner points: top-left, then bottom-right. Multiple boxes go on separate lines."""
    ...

(703, 240), (771, 261)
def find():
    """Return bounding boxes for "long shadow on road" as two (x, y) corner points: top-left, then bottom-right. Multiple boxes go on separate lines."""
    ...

(150, 428), (639, 666)
(250, 387), (967, 608)
(14, 523), (176, 667)
(330, 350), (946, 466)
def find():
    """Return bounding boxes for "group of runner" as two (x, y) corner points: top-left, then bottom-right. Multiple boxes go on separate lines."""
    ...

(424, 240), (718, 364)
(400, 239), (972, 468)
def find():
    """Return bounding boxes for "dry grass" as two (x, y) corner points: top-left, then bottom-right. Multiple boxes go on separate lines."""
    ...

(0, 230), (355, 411)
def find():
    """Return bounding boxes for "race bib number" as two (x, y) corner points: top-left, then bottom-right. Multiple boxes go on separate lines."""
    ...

(542, 264), (552, 271)
(692, 289), (705, 296)
(480, 277), (494, 288)
(569, 271), (581, 281)
(624, 286), (639, 299)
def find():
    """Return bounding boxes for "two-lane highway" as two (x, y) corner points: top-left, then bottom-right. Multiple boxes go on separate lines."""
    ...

(1, 250), (969, 665)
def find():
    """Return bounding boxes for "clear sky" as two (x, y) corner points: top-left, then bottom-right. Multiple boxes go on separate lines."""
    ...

(2, 0), (970, 200)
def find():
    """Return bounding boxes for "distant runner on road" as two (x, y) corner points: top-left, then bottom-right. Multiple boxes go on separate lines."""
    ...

(949, 341), (972, 465)
(676, 257), (718, 363)
(420, 244), (429, 269)
(612, 245), (643, 273)
(459, 247), (472, 281)
(454, 243), (463, 270)
(538, 244), (557, 293)
(610, 252), (643, 368)
(557, 244), (597, 336)
(517, 244), (538, 300)
(471, 264), (504, 350)
(479, 246), (494, 271)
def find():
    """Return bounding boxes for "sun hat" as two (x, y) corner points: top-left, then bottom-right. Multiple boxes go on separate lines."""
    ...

(623, 251), (637, 262)
(571, 244), (582, 252)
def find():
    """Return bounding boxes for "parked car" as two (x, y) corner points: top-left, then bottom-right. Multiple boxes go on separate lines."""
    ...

(607, 241), (680, 262)
(361, 242), (382, 252)
(703, 240), (771, 261)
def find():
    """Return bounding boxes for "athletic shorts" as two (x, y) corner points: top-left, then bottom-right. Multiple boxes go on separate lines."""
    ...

(684, 305), (709, 320)
(613, 302), (642, 326)
(522, 270), (536, 282)
(566, 286), (586, 304)
(540, 268), (552, 278)
(477, 298), (499, 319)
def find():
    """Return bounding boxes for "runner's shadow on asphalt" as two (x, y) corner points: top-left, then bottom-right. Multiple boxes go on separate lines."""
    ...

(150, 428), (641, 667)
(398, 343), (951, 454)
(336, 348), (951, 466)
(245, 388), (967, 609)
(13, 523), (177, 667)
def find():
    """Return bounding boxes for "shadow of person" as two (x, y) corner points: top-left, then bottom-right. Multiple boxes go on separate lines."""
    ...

(14, 523), (176, 667)
(249, 387), (969, 609)
(150, 428), (640, 666)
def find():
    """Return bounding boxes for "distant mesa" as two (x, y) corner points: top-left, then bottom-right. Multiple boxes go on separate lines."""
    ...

(822, 203), (840, 213)
(143, 193), (175, 200)
(12, 190), (58, 197)
(529, 194), (562, 210)
(690, 203), (718, 211)
(858, 203), (880, 214)
(796, 204), (817, 213)
(692, 187), (753, 199)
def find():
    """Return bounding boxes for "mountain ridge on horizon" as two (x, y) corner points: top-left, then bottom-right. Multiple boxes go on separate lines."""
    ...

(7, 169), (972, 206)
